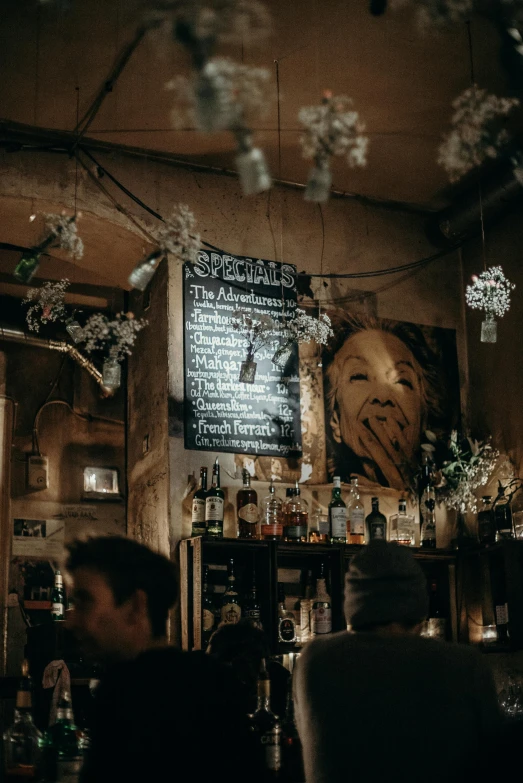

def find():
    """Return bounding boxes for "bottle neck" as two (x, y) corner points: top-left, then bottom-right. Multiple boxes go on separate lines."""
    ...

(212, 469), (220, 489)
(372, 501), (379, 513)
(257, 678), (271, 711)
(57, 706), (74, 723)
(316, 578), (328, 598)
(200, 471), (207, 491)
(332, 486), (341, 500)
(243, 473), (251, 489)
(13, 707), (34, 723)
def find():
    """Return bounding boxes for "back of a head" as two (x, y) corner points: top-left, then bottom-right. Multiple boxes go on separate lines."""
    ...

(65, 535), (177, 637)
(207, 619), (270, 664)
(344, 540), (428, 630)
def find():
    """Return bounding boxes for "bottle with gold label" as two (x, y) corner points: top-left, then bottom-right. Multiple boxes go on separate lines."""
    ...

(220, 558), (242, 625)
(191, 467), (208, 537)
(237, 469), (259, 539)
(206, 458), (224, 539)
(3, 660), (42, 781)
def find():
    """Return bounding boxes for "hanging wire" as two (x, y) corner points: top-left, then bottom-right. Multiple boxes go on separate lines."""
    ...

(467, 20), (488, 272)
(317, 203), (325, 316)
(74, 87), (80, 218)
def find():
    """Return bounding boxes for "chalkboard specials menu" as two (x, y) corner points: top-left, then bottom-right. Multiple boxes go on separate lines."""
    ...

(183, 252), (302, 457)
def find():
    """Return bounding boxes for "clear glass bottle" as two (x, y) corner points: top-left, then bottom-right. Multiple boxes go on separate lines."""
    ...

(365, 497), (387, 542)
(260, 482), (283, 541)
(191, 467), (208, 537)
(102, 358), (121, 392)
(3, 661), (42, 781)
(309, 509), (330, 544)
(477, 495), (496, 546)
(243, 569), (262, 629)
(347, 478), (365, 545)
(41, 691), (82, 783)
(128, 251), (161, 291)
(420, 580), (447, 640)
(205, 458), (224, 539)
(277, 583), (297, 644)
(283, 482), (308, 543)
(202, 564), (216, 649)
(389, 497), (416, 546)
(311, 562), (332, 636)
(329, 476), (347, 543)
(237, 469), (259, 539)
(220, 558), (242, 625)
(51, 569), (65, 621)
(299, 570), (314, 644)
(248, 663), (282, 779)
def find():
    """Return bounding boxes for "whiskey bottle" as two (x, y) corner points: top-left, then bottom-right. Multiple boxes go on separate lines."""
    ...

(237, 469), (259, 539)
(220, 558), (242, 625)
(41, 691), (82, 783)
(260, 482), (283, 541)
(420, 486), (437, 549)
(329, 476), (347, 543)
(51, 569), (66, 621)
(389, 497), (416, 546)
(248, 664), (282, 779)
(283, 482), (308, 543)
(243, 570), (262, 629)
(299, 570), (314, 644)
(202, 564), (216, 648)
(3, 661), (42, 781)
(494, 498), (514, 542)
(206, 458), (224, 539)
(477, 495), (496, 545)
(277, 583), (297, 644)
(365, 497), (387, 541)
(308, 509), (330, 544)
(191, 466), (208, 537)
(311, 562), (332, 636)
(347, 478), (365, 545)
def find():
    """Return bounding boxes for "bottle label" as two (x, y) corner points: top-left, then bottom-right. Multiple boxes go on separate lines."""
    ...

(192, 497), (205, 523)
(300, 600), (312, 642)
(330, 507), (347, 539)
(205, 496), (224, 521)
(261, 732), (281, 772)
(261, 523), (283, 538)
(221, 602), (241, 625)
(57, 758), (82, 782)
(397, 516), (416, 543)
(312, 604), (332, 634)
(203, 608), (215, 632)
(51, 603), (64, 617)
(239, 503), (259, 523)
(370, 521), (386, 540)
(286, 525), (307, 540)
(349, 508), (365, 536)
(279, 617), (296, 642)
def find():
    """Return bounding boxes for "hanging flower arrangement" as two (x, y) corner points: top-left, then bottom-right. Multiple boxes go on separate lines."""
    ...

(14, 213), (83, 285)
(81, 312), (147, 391)
(230, 309), (279, 383)
(272, 309), (334, 367)
(465, 265), (515, 343)
(390, 0), (473, 29)
(22, 279), (70, 333)
(438, 85), (519, 183)
(298, 92), (368, 202)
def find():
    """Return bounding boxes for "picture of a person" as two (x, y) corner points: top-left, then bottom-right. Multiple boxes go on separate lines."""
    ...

(323, 313), (455, 491)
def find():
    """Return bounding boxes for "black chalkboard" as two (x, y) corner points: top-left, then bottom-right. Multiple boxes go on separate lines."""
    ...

(183, 252), (302, 457)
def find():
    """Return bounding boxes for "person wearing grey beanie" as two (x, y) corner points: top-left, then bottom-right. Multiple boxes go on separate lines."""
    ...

(293, 540), (502, 783)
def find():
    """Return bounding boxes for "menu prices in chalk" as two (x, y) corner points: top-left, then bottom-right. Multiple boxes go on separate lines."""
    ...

(183, 252), (302, 457)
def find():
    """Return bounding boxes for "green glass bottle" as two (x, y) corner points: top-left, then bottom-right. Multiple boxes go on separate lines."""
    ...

(14, 251), (42, 284)
(329, 476), (347, 543)
(42, 691), (82, 783)
(191, 467), (208, 537)
(205, 458), (224, 539)
(220, 558), (242, 625)
(3, 661), (42, 782)
(51, 570), (65, 621)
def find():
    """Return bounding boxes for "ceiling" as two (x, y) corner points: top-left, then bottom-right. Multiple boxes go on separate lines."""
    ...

(0, 0), (517, 214)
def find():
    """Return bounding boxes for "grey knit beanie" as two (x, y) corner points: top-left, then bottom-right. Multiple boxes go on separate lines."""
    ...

(344, 540), (428, 629)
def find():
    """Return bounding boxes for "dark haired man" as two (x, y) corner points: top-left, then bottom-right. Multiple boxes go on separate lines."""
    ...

(294, 540), (502, 783)
(65, 535), (255, 783)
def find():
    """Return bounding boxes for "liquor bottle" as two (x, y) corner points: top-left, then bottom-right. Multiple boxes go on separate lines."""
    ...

(248, 663), (282, 779)
(260, 482), (284, 541)
(191, 466), (208, 537)
(281, 679), (304, 783)
(490, 556), (510, 644)
(41, 691), (82, 783)
(202, 564), (216, 648)
(347, 478), (365, 545)
(389, 497), (417, 546)
(421, 580), (446, 640)
(494, 498), (514, 542)
(308, 509), (330, 544)
(237, 469), (259, 539)
(365, 497), (387, 541)
(477, 495), (496, 546)
(243, 570), (262, 629)
(3, 661), (42, 781)
(420, 485), (437, 549)
(277, 583), (297, 644)
(206, 458), (225, 539)
(299, 570), (314, 645)
(329, 476), (347, 543)
(311, 562), (332, 636)
(51, 569), (66, 621)
(220, 558), (242, 625)
(128, 250), (162, 291)
(283, 482), (308, 543)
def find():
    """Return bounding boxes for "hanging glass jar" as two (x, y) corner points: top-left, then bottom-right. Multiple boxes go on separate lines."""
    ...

(102, 358), (121, 392)
(272, 341), (293, 369)
(65, 319), (84, 344)
(304, 157), (332, 203)
(481, 312), (497, 343)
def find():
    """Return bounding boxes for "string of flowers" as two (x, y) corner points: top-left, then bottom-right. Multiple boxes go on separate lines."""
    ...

(298, 92), (368, 202)
(81, 312), (147, 363)
(272, 309), (334, 367)
(465, 265), (515, 343)
(22, 279), (70, 333)
(438, 85), (519, 183)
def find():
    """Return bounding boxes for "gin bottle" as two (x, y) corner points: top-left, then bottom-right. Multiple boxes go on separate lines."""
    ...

(389, 498), (416, 546)
(347, 478), (365, 545)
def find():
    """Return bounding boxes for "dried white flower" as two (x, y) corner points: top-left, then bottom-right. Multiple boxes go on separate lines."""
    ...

(22, 279), (70, 333)
(149, 0), (271, 45)
(81, 312), (147, 363)
(167, 57), (270, 130)
(284, 309), (334, 346)
(465, 265), (515, 318)
(43, 214), (84, 260)
(438, 85), (519, 183)
(299, 93), (369, 168)
(390, 0), (473, 28)
(230, 308), (279, 358)
(153, 204), (201, 263)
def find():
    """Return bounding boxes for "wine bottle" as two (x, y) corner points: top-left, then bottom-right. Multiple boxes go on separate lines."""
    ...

(237, 469), (259, 539)
(3, 661), (42, 781)
(365, 497), (387, 541)
(191, 467), (208, 537)
(260, 482), (283, 541)
(206, 458), (224, 539)
(248, 663), (282, 780)
(329, 476), (347, 543)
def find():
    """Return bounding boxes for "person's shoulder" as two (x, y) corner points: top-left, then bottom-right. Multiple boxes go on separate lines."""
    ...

(297, 631), (352, 670)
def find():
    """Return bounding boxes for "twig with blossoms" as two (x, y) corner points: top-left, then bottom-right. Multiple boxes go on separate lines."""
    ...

(465, 265), (515, 318)
(22, 279), (70, 333)
(81, 312), (147, 363)
(230, 309), (279, 361)
(154, 204), (201, 262)
(438, 85), (519, 183)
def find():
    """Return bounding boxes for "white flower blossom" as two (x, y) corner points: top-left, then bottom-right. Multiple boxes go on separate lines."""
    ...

(230, 308), (279, 358)
(149, 0), (271, 45)
(390, 0), (473, 29)
(438, 85), (519, 183)
(153, 204), (200, 263)
(81, 312), (147, 363)
(23, 279), (70, 333)
(283, 309), (334, 346)
(299, 94), (368, 168)
(44, 214), (84, 260)
(465, 265), (515, 318)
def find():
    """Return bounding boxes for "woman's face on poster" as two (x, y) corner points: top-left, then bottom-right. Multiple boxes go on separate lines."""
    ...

(330, 329), (424, 489)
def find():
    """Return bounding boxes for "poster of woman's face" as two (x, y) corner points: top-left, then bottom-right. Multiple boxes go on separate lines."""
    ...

(323, 312), (460, 492)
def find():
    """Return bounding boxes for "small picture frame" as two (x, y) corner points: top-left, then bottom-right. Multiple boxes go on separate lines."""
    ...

(83, 467), (121, 501)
